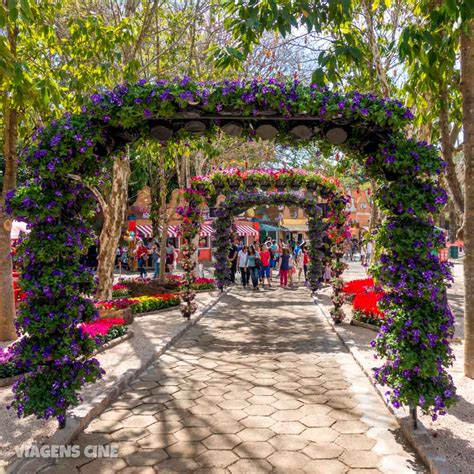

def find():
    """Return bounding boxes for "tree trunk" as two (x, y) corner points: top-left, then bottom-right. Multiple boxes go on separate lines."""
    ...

(448, 200), (458, 243)
(158, 153), (169, 280)
(96, 153), (131, 300)
(460, 19), (474, 378)
(440, 84), (464, 214)
(0, 102), (19, 341)
(0, 214), (17, 341)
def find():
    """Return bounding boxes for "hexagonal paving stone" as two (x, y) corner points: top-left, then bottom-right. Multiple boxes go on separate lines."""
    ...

(166, 441), (207, 458)
(229, 459), (273, 473)
(300, 414), (336, 428)
(249, 386), (276, 396)
(155, 457), (201, 472)
(267, 451), (311, 471)
(218, 399), (250, 410)
(269, 434), (309, 451)
(340, 451), (381, 469)
(99, 410), (132, 422)
(272, 399), (303, 410)
(203, 434), (241, 450)
(324, 380), (351, 390)
(85, 419), (123, 434)
(271, 421), (305, 434)
(124, 449), (168, 466)
(302, 427), (339, 443)
(237, 428), (275, 442)
(305, 459), (348, 473)
(329, 408), (363, 421)
(209, 421), (246, 434)
(201, 387), (229, 397)
(195, 449), (239, 468)
(302, 442), (344, 459)
(223, 390), (252, 400)
(132, 404), (166, 416)
(110, 428), (149, 442)
(247, 395), (277, 405)
(333, 420), (369, 434)
(80, 458), (127, 474)
(174, 427), (212, 442)
(142, 394), (173, 404)
(234, 441), (275, 459)
(243, 404), (276, 416)
(271, 409), (304, 422)
(121, 415), (156, 429)
(147, 421), (183, 434)
(137, 433), (178, 448)
(240, 416), (275, 429)
(121, 389), (151, 399)
(336, 434), (376, 451)
(188, 403), (220, 415)
(173, 390), (203, 400)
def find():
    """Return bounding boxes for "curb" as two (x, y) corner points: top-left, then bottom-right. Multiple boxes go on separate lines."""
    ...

(313, 295), (449, 474)
(7, 291), (227, 474)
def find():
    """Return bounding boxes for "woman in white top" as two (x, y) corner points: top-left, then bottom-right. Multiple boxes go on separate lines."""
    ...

(237, 246), (249, 288)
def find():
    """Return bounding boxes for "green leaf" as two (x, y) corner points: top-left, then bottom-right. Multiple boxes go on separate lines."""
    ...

(311, 68), (326, 86)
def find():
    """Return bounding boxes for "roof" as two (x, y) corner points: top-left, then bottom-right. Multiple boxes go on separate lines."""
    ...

(260, 223), (288, 232)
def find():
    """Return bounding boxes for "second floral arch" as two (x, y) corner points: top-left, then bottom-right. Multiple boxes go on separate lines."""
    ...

(177, 168), (351, 319)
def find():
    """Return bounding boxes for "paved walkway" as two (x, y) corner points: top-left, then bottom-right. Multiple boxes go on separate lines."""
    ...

(44, 285), (423, 473)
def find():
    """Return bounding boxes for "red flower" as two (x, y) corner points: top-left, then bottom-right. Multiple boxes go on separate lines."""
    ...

(353, 292), (385, 319)
(342, 278), (374, 295)
(80, 317), (125, 337)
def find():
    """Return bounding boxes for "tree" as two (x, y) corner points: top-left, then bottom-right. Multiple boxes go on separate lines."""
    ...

(0, 1), (135, 340)
(460, 17), (474, 377)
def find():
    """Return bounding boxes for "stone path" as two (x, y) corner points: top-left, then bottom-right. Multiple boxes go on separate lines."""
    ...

(43, 284), (424, 473)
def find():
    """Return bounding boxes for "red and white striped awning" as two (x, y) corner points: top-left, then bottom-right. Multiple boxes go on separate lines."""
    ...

(235, 224), (259, 237)
(201, 224), (214, 236)
(136, 224), (180, 238)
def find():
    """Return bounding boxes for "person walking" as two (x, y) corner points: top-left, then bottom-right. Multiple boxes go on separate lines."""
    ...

(165, 241), (175, 273)
(302, 247), (310, 282)
(323, 261), (332, 283)
(296, 246), (305, 282)
(279, 248), (290, 288)
(138, 253), (147, 280)
(259, 244), (272, 288)
(228, 240), (239, 283)
(247, 246), (261, 291)
(238, 245), (249, 288)
(151, 245), (160, 279)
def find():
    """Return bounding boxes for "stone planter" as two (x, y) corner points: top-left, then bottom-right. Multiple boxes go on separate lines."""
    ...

(98, 307), (134, 324)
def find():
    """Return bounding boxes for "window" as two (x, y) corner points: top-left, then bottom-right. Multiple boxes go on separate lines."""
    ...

(290, 207), (299, 218)
(361, 202), (367, 209)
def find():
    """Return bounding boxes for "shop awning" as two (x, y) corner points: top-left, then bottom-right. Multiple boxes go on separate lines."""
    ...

(201, 223), (214, 236)
(260, 223), (288, 232)
(136, 224), (180, 238)
(235, 224), (259, 236)
(283, 223), (309, 232)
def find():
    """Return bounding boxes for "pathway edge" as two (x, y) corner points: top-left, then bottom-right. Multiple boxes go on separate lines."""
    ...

(312, 295), (451, 474)
(6, 290), (228, 474)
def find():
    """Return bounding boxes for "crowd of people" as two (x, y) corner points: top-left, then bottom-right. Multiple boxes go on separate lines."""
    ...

(344, 238), (374, 266)
(230, 237), (319, 291)
(115, 236), (179, 280)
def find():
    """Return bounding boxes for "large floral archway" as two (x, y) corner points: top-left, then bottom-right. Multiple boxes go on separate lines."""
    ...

(6, 78), (455, 426)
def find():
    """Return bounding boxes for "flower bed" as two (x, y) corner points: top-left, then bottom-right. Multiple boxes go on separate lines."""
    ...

(96, 293), (180, 314)
(167, 275), (216, 291)
(112, 284), (131, 298)
(342, 278), (375, 300)
(352, 291), (385, 326)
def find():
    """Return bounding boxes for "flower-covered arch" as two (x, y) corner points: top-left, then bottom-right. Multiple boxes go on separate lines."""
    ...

(7, 78), (455, 426)
(176, 169), (349, 313)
